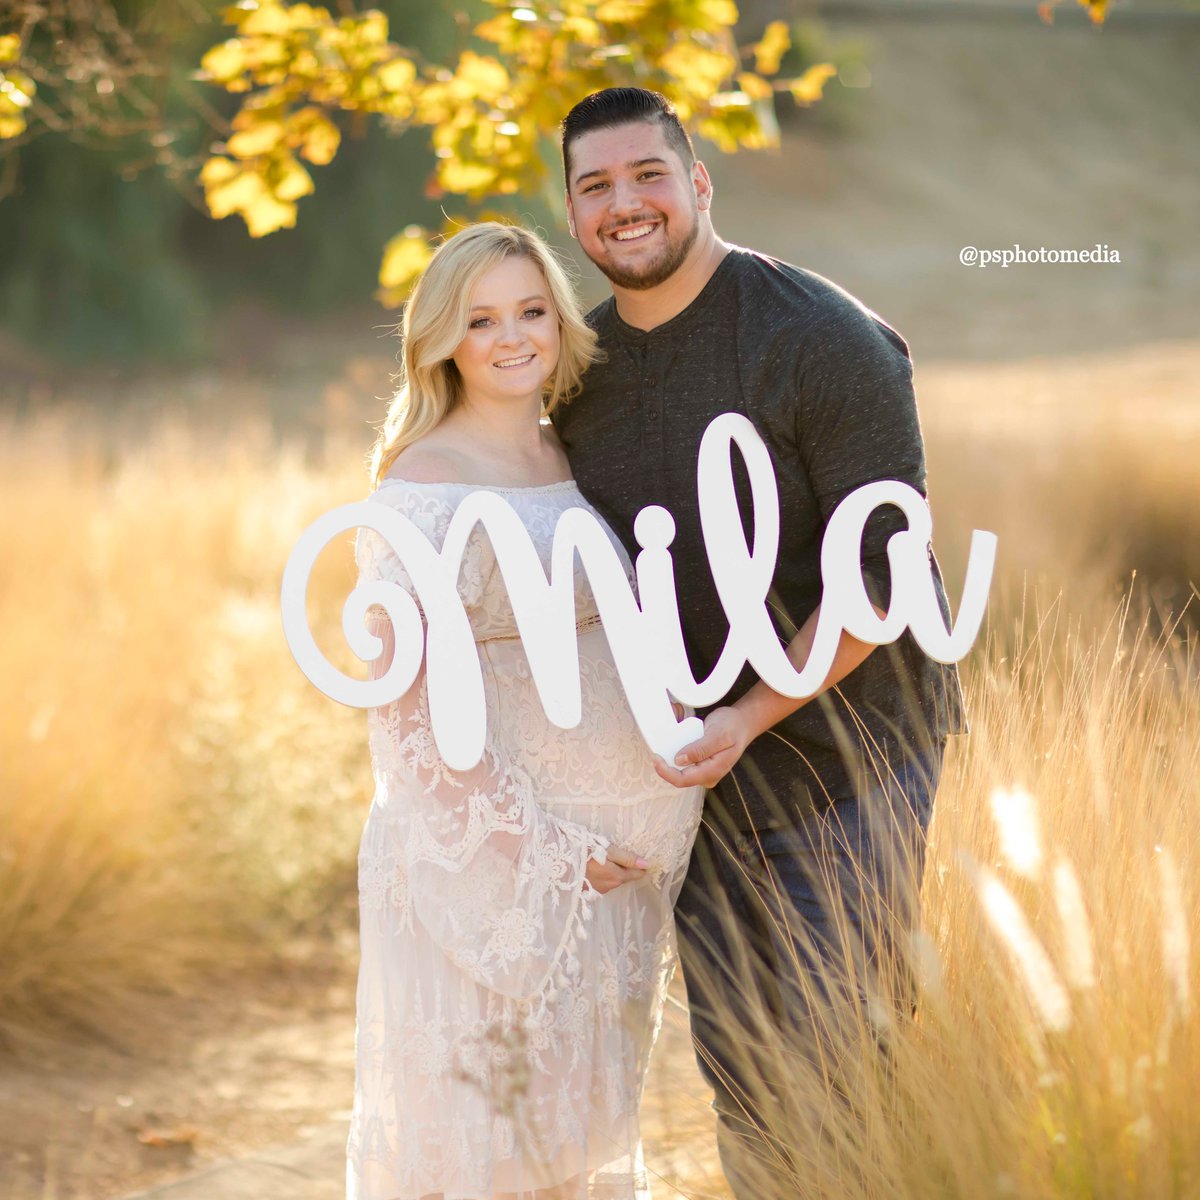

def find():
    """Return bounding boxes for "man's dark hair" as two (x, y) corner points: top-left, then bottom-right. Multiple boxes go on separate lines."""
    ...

(561, 88), (696, 189)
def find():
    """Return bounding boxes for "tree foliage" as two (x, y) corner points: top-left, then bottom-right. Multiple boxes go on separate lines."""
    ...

(0, 0), (1111, 334)
(189, 0), (838, 305)
(0, 1), (225, 196)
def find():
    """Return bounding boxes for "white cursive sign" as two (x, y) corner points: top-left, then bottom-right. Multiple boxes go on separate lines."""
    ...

(280, 413), (997, 771)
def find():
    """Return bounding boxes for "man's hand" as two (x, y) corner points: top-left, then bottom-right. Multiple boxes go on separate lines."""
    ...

(653, 706), (753, 790)
(650, 603), (887, 792)
(585, 846), (649, 894)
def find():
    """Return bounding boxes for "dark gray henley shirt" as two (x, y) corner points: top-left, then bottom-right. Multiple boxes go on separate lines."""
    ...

(552, 245), (968, 833)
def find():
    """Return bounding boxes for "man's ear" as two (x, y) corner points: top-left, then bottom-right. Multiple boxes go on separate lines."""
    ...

(693, 161), (713, 212)
(565, 191), (577, 239)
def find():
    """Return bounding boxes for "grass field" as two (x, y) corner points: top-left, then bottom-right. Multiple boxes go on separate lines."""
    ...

(0, 340), (1196, 1198)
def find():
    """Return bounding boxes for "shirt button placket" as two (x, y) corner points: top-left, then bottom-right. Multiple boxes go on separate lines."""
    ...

(645, 366), (661, 447)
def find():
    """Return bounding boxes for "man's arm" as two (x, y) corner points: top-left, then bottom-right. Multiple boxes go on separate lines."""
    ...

(652, 601), (886, 789)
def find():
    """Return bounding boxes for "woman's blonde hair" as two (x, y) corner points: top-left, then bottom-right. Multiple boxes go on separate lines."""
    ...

(367, 222), (601, 489)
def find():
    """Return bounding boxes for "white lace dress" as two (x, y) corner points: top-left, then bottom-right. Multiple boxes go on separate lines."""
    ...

(345, 479), (705, 1200)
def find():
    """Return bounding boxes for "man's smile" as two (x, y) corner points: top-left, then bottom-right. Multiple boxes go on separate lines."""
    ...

(608, 219), (661, 243)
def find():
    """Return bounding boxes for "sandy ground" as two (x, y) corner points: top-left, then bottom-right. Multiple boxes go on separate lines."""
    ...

(0, 939), (360, 1200)
(0, 932), (727, 1200)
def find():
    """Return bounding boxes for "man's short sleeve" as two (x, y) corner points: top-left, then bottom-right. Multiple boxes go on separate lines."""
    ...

(791, 299), (928, 610)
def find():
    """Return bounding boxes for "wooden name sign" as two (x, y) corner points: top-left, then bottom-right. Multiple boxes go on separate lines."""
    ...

(281, 413), (996, 770)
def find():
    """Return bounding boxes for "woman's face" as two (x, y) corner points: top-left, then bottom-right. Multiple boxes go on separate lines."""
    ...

(451, 255), (561, 407)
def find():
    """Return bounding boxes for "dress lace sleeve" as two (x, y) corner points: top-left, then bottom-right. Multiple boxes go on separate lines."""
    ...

(354, 484), (612, 1007)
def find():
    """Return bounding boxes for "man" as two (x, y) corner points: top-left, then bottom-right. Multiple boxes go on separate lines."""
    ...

(551, 87), (967, 1195)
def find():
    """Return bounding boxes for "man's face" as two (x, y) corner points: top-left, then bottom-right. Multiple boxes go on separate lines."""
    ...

(565, 120), (710, 291)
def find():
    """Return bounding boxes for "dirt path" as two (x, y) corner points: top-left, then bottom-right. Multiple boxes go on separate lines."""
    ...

(1, 935), (726, 1200)
(1, 942), (358, 1200)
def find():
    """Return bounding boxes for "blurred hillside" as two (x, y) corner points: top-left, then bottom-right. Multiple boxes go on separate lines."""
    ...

(702, 3), (1200, 360)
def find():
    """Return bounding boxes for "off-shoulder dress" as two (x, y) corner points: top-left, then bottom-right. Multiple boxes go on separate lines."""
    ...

(345, 478), (705, 1200)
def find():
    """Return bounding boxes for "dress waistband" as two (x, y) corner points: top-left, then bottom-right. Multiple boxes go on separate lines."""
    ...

(477, 612), (603, 644)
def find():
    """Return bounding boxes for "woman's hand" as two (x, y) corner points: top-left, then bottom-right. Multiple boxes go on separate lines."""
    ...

(585, 846), (649, 895)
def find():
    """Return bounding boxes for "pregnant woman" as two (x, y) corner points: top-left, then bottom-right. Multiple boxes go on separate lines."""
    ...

(345, 221), (704, 1200)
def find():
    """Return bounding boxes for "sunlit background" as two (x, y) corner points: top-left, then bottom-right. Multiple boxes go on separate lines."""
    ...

(1, 0), (1197, 1196)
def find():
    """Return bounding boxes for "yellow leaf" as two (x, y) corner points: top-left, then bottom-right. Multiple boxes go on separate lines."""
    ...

(0, 113), (26, 138)
(369, 89), (415, 121)
(291, 109), (340, 164)
(696, 0), (739, 28)
(354, 11), (389, 44)
(456, 51), (509, 98)
(243, 192), (297, 236)
(698, 101), (771, 151)
(661, 41), (737, 93)
(287, 3), (331, 30)
(438, 157), (499, 194)
(205, 169), (267, 220)
(786, 61), (836, 105)
(416, 78), (452, 125)
(595, 0), (647, 19)
(379, 226), (433, 292)
(272, 155), (314, 201)
(474, 15), (518, 46)
(737, 72), (773, 101)
(227, 120), (285, 158)
(470, 119), (497, 157)
(0, 34), (21, 65)
(355, 75), (382, 103)
(753, 19), (790, 76)
(241, 3), (291, 36)
(243, 37), (290, 71)
(1077, 0), (1107, 21)
(199, 156), (239, 187)
(696, 115), (739, 153)
(376, 56), (415, 93)
(200, 39), (247, 83)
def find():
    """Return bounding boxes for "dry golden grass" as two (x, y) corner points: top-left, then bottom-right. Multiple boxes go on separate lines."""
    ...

(684, 583), (1199, 1198)
(0, 342), (1196, 1196)
(0, 403), (374, 1054)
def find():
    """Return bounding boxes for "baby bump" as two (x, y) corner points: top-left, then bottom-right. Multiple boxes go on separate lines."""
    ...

(618, 788), (704, 887)
(480, 630), (680, 805)
(540, 786), (702, 896)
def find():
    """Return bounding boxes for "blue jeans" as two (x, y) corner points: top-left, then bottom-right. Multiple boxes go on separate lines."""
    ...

(673, 738), (946, 1199)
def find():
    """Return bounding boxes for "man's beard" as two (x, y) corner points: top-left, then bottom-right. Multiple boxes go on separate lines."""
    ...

(589, 211), (699, 291)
